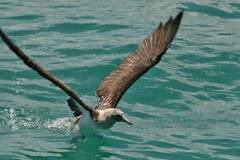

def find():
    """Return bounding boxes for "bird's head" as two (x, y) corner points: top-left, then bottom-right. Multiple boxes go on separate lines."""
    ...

(111, 108), (133, 125)
(95, 108), (133, 126)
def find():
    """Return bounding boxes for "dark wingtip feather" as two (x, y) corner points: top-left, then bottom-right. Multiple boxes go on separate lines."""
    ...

(174, 11), (184, 24)
(160, 11), (183, 46)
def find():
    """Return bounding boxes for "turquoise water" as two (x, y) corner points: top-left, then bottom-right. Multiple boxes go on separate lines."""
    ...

(0, 1), (240, 159)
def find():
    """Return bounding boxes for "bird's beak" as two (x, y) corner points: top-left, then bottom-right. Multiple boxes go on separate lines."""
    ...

(121, 115), (133, 125)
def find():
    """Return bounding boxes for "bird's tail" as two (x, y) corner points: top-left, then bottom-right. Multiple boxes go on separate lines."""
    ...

(67, 98), (82, 126)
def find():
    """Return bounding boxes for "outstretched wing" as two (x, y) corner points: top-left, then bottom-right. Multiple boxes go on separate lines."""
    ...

(96, 12), (183, 110)
(0, 29), (95, 116)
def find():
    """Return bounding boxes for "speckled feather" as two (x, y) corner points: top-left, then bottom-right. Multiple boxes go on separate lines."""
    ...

(96, 12), (183, 110)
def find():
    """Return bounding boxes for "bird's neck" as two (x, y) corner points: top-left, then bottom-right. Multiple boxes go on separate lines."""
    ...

(95, 109), (119, 129)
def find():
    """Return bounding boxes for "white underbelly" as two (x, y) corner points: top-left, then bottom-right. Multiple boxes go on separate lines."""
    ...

(79, 112), (115, 130)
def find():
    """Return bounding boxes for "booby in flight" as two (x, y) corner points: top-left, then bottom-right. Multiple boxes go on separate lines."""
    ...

(0, 12), (183, 129)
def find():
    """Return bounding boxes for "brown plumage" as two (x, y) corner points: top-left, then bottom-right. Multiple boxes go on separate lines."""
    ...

(0, 12), (183, 128)
(96, 12), (183, 110)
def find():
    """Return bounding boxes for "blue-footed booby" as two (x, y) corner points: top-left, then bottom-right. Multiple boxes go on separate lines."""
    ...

(0, 12), (183, 129)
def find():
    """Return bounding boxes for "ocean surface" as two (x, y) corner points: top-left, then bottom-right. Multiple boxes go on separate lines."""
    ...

(0, 1), (240, 160)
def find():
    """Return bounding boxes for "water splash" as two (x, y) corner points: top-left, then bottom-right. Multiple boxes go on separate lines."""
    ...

(0, 108), (75, 134)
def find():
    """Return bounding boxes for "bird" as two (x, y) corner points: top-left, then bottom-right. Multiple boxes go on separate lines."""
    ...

(0, 11), (183, 129)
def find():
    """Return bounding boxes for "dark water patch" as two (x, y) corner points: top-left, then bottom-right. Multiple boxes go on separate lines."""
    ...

(45, 23), (129, 34)
(203, 63), (238, 84)
(177, 152), (226, 160)
(232, 84), (240, 92)
(20, 83), (62, 95)
(182, 2), (240, 19)
(121, 79), (189, 110)
(49, 66), (103, 89)
(0, 86), (18, 95)
(54, 43), (136, 58)
(192, 138), (240, 148)
(141, 150), (170, 159)
(66, 136), (114, 160)
(16, 70), (47, 80)
(191, 118), (237, 129)
(144, 68), (170, 82)
(202, 87), (237, 102)
(50, 66), (90, 79)
(229, 3), (240, 10)
(165, 78), (201, 94)
(218, 32), (233, 36)
(68, 16), (98, 20)
(163, 100), (191, 112)
(49, 66), (104, 96)
(111, 43), (137, 54)
(45, 22), (98, 33)
(193, 92), (211, 101)
(105, 135), (136, 147)
(141, 150), (221, 160)
(213, 148), (240, 158)
(0, 155), (27, 160)
(0, 1), (12, 5)
(202, 133), (216, 137)
(214, 52), (240, 65)
(175, 61), (238, 89)
(55, 48), (108, 57)
(8, 29), (41, 36)
(53, 5), (76, 9)
(140, 150), (166, 159)
(97, 24), (130, 32)
(143, 140), (190, 150)
(0, 129), (72, 159)
(176, 53), (217, 66)
(141, 150), (217, 160)
(171, 134), (188, 139)
(0, 6), (7, 9)
(83, 63), (119, 81)
(23, 44), (43, 49)
(54, 46), (131, 60)
(110, 130), (143, 142)
(6, 14), (44, 20)
(0, 69), (17, 80)
(5, 22), (124, 37)
(24, 90), (64, 103)
(124, 107), (158, 120)
(19, 153), (62, 160)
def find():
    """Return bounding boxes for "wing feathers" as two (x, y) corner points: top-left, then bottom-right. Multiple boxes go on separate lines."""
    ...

(0, 29), (95, 116)
(96, 12), (183, 110)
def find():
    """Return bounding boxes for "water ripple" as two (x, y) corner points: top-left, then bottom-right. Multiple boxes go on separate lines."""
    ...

(1, 0), (240, 160)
